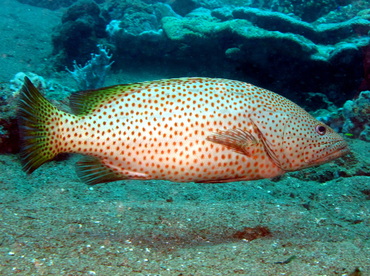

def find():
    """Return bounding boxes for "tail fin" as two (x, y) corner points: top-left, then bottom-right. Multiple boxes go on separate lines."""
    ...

(18, 77), (61, 173)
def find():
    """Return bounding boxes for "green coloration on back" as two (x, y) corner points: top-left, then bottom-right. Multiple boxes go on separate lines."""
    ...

(70, 83), (143, 116)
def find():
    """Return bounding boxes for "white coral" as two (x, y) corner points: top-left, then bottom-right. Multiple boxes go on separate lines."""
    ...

(66, 44), (114, 90)
(106, 20), (122, 37)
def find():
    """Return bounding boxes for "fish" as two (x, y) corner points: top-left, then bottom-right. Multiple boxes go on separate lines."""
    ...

(18, 77), (349, 185)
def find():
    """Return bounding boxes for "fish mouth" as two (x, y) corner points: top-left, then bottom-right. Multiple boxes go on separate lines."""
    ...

(311, 140), (350, 165)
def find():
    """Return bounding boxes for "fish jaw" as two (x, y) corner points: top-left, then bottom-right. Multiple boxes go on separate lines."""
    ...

(306, 138), (350, 168)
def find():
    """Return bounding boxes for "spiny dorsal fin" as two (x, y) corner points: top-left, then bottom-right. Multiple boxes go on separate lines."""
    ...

(69, 78), (205, 116)
(69, 83), (141, 116)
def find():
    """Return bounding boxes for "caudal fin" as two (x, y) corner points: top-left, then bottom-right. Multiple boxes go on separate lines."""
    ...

(18, 77), (61, 173)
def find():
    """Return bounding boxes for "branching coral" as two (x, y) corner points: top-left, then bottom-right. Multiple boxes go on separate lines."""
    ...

(66, 44), (114, 91)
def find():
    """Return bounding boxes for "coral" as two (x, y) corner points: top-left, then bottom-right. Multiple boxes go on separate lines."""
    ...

(161, 8), (369, 106)
(106, 20), (122, 37)
(10, 72), (47, 96)
(170, 0), (198, 16)
(51, 0), (109, 69)
(315, 2), (370, 23)
(231, 7), (370, 44)
(246, 0), (352, 22)
(342, 91), (370, 141)
(104, 3), (170, 65)
(49, 0), (370, 109)
(9, 72), (72, 100)
(317, 91), (370, 141)
(66, 45), (114, 90)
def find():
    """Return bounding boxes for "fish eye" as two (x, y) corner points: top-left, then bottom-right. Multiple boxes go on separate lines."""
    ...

(315, 125), (326, 135)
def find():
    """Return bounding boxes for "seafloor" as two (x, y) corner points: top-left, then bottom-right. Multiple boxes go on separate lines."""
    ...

(0, 1), (369, 275)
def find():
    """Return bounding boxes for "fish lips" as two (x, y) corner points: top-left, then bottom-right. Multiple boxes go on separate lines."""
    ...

(310, 140), (350, 167)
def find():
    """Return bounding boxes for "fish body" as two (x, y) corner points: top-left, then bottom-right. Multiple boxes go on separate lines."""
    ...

(18, 77), (349, 184)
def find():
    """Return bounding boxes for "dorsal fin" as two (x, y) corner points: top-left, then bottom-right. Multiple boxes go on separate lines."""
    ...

(69, 78), (212, 116)
(69, 83), (142, 116)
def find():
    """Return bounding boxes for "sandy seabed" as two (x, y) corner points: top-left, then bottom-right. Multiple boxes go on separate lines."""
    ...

(0, 1), (369, 275)
(0, 151), (369, 276)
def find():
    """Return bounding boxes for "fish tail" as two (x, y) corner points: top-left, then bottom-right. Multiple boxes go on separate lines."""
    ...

(18, 77), (63, 173)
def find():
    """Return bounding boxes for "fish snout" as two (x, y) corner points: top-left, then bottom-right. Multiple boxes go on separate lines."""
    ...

(313, 138), (350, 166)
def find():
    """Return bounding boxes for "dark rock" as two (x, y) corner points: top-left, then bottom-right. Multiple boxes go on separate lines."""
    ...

(104, 0), (153, 20)
(62, 0), (101, 23)
(170, 0), (198, 17)
(342, 91), (370, 140)
(51, 0), (109, 69)
(232, 7), (318, 41)
(153, 3), (180, 19)
(316, 90), (370, 141)
(211, 7), (234, 21)
(0, 119), (19, 154)
(314, 2), (370, 24)
(103, 1), (176, 68)
(49, 0), (370, 109)
(248, 0), (344, 22)
(233, 7), (370, 44)
(160, 8), (370, 107)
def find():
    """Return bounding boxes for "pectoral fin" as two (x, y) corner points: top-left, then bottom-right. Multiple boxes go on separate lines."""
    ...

(206, 126), (283, 170)
(206, 128), (260, 157)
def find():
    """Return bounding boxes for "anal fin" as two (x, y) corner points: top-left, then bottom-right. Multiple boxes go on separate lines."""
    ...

(76, 157), (127, 185)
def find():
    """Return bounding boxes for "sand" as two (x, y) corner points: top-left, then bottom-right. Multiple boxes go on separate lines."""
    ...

(1, 150), (369, 275)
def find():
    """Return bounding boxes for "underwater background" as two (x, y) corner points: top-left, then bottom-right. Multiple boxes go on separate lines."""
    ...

(0, 0), (369, 275)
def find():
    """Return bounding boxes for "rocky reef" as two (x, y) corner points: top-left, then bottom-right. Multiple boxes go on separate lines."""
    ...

(51, 0), (109, 70)
(46, 0), (370, 109)
(318, 90), (370, 141)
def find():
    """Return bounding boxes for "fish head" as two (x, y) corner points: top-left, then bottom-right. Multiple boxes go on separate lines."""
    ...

(253, 108), (349, 172)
